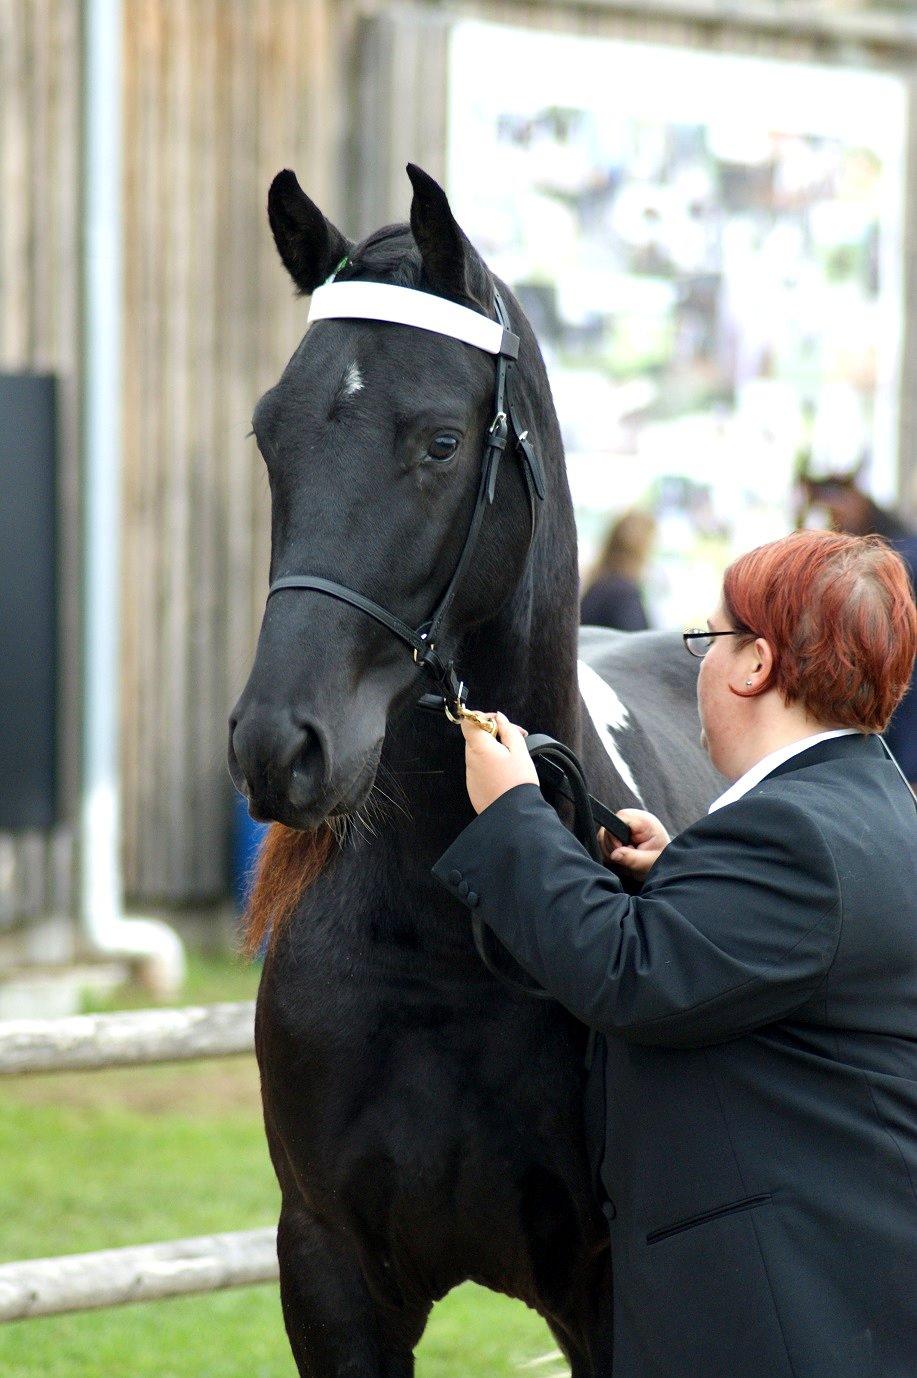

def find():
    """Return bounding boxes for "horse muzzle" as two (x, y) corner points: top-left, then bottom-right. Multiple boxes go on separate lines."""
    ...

(228, 700), (382, 829)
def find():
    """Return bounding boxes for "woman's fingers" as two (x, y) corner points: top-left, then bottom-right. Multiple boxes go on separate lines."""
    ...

(607, 843), (662, 878)
(459, 720), (663, 864)
(615, 808), (671, 851)
(494, 711), (529, 750)
(599, 809), (670, 876)
(459, 711), (528, 749)
(597, 826), (619, 860)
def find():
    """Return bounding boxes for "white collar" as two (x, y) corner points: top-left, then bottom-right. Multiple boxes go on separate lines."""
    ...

(308, 282), (517, 357)
(708, 729), (860, 814)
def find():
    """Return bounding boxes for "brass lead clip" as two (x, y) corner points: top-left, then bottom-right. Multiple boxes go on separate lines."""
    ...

(444, 702), (499, 737)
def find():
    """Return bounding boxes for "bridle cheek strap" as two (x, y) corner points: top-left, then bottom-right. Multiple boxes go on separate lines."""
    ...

(266, 284), (546, 715)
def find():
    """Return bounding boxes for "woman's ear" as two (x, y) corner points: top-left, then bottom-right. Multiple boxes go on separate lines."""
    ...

(752, 636), (773, 679)
(730, 636), (774, 695)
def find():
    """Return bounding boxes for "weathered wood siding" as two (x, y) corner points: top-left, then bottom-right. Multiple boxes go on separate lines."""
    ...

(1, 0), (914, 921)
(0, 0), (81, 928)
(117, 0), (917, 902)
(120, 0), (340, 899)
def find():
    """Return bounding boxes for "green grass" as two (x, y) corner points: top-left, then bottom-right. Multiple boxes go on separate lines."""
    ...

(80, 948), (263, 1013)
(1, 956), (557, 1377)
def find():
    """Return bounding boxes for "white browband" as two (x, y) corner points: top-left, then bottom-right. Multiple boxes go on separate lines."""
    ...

(308, 281), (517, 357)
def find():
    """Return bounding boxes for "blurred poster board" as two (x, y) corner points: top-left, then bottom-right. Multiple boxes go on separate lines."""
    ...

(447, 26), (907, 626)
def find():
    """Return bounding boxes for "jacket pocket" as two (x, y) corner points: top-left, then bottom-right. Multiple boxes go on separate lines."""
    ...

(646, 1191), (773, 1245)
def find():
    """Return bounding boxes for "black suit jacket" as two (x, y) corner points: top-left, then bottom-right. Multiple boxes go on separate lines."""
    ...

(432, 734), (917, 1378)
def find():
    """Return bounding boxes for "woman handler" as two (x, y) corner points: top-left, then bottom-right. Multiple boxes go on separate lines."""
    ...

(432, 529), (917, 1378)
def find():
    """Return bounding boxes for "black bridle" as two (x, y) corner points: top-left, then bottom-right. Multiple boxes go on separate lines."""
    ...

(264, 281), (628, 1035)
(266, 287), (546, 718)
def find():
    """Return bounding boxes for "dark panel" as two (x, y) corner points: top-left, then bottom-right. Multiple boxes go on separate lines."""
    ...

(0, 374), (59, 830)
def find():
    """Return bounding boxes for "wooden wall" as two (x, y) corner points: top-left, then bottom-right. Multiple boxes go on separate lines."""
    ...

(0, 0), (81, 929)
(0, 0), (914, 924)
(115, 0), (917, 902)
(119, 0), (342, 899)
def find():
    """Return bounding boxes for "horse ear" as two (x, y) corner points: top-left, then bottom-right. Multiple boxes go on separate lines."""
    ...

(267, 169), (351, 296)
(406, 163), (489, 308)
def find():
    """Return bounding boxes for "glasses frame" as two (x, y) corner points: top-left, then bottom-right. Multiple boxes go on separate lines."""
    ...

(682, 628), (752, 659)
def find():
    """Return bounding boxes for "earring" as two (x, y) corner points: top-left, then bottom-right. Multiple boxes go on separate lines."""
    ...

(745, 679), (753, 686)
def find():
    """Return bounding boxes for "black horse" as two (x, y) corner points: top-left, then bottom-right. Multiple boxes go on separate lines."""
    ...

(229, 164), (722, 1377)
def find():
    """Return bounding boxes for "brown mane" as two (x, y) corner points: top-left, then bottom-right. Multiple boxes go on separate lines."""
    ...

(243, 822), (337, 957)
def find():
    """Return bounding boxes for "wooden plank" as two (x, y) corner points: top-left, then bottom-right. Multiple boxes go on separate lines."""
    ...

(0, 999), (255, 1074)
(349, 8), (449, 236)
(191, 0), (225, 895)
(28, 0), (51, 366)
(120, 0), (142, 891)
(224, 0), (260, 721)
(0, 1227), (276, 1321)
(115, 0), (347, 902)
(132, 0), (168, 897)
(0, 0), (30, 362)
(252, 0), (279, 623)
(163, 0), (192, 896)
(144, 0), (178, 897)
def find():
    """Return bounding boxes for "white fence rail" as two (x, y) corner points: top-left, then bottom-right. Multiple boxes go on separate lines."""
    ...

(0, 1000), (270, 1323)
(0, 1000), (255, 1075)
(0, 1229), (278, 1322)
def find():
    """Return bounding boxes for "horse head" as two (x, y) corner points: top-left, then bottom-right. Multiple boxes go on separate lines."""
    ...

(229, 165), (554, 829)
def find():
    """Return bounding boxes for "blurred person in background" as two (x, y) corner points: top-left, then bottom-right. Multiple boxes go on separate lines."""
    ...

(801, 469), (917, 786)
(580, 508), (656, 631)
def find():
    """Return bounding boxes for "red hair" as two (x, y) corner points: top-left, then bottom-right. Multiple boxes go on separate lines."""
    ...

(723, 529), (916, 731)
(242, 823), (336, 957)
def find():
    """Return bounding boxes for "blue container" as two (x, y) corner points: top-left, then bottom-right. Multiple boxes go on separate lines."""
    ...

(230, 790), (269, 912)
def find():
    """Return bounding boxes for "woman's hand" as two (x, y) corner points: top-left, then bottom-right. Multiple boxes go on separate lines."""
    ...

(459, 711), (538, 814)
(599, 809), (671, 878)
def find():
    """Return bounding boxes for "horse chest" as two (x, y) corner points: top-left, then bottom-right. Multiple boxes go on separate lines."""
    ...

(258, 943), (590, 1235)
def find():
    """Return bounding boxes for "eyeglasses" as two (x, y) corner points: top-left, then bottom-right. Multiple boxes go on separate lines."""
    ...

(682, 628), (750, 659)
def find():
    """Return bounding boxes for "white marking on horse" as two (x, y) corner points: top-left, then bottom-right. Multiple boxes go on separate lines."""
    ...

(576, 659), (645, 804)
(340, 362), (364, 397)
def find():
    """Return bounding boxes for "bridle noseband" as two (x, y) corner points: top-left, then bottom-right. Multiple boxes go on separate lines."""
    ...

(265, 279), (546, 721)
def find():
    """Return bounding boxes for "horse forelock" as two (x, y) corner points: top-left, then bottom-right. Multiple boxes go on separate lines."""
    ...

(243, 822), (337, 957)
(337, 223), (421, 288)
(339, 222), (495, 315)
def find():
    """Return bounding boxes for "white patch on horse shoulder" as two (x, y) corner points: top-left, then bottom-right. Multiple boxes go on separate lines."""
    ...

(576, 659), (644, 804)
(341, 362), (364, 397)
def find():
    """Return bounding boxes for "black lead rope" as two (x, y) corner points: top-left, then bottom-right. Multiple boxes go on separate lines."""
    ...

(469, 733), (631, 1070)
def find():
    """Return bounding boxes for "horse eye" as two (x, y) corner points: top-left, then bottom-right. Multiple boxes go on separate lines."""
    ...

(427, 434), (459, 462)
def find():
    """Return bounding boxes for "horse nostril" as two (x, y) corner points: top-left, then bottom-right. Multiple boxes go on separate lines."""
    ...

(228, 711), (327, 817)
(287, 728), (326, 808)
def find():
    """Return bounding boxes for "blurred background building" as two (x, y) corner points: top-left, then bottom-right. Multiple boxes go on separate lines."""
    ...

(1, 0), (916, 987)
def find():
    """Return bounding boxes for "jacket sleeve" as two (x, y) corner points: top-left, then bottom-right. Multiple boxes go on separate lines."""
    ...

(431, 782), (843, 1047)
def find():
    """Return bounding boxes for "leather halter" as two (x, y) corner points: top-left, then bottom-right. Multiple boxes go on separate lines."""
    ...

(266, 286), (546, 718)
